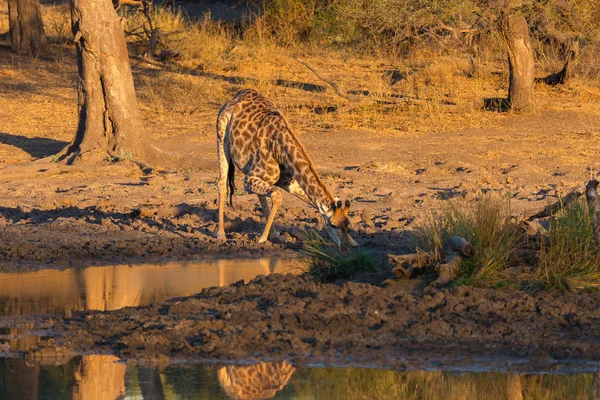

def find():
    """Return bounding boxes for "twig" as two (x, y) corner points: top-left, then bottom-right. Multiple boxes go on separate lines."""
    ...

(292, 56), (354, 101)
(293, 56), (479, 112)
(525, 184), (585, 221)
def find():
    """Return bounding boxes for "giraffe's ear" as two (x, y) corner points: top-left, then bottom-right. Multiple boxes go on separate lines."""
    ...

(333, 196), (342, 210)
(334, 197), (343, 209)
(330, 201), (337, 211)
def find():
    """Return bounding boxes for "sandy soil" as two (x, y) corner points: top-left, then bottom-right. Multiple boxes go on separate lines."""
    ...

(0, 42), (598, 271)
(1, 16), (600, 367)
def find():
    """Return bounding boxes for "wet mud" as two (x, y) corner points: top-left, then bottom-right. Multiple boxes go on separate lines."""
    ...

(6, 274), (599, 372)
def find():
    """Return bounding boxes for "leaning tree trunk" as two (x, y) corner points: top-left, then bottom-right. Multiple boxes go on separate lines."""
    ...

(7, 0), (46, 55)
(64, 0), (165, 167)
(500, 7), (535, 113)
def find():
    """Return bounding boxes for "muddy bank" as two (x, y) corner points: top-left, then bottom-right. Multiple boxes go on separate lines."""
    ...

(13, 274), (600, 371)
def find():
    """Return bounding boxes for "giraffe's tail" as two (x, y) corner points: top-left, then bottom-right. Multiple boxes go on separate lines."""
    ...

(227, 158), (235, 207)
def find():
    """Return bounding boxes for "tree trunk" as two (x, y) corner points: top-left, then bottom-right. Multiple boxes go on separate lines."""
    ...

(500, 8), (535, 113)
(138, 367), (166, 400)
(64, 0), (166, 167)
(8, 0), (46, 55)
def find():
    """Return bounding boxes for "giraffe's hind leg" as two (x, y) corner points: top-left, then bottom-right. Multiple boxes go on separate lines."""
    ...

(216, 136), (230, 241)
(246, 176), (283, 243)
(258, 195), (282, 241)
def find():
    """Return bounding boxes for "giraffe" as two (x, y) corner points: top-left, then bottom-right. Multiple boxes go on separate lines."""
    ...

(217, 361), (295, 400)
(216, 89), (358, 249)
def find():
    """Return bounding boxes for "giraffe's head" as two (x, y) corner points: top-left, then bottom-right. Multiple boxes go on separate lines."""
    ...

(325, 198), (359, 250)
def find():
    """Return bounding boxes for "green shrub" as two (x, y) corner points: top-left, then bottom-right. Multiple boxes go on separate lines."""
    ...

(535, 199), (600, 291)
(301, 230), (377, 282)
(421, 196), (522, 286)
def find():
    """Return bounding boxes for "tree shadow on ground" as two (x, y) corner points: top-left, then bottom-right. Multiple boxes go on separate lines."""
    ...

(0, 132), (68, 158)
(132, 60), (328, 94)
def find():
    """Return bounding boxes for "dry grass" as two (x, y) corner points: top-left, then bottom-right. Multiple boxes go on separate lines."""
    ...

(106, 1), (598, 139)
(414, 194), (600, 291)
(86, 5), (532, 136)
(419, 196), (522, 286)
(1, 0), (598, 150)
(9, 0), (573, 145)
(535, 198), (600, 291)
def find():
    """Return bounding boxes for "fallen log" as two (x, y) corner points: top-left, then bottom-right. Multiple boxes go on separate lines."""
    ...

(387, 252), (432, 279)
(445, 235), (474, 256)
(387, 236), (473, 285)
(432, 252), (463, 287)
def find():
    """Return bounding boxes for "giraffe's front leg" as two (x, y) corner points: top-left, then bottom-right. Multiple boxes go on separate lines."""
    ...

(246, 176), (283, 243)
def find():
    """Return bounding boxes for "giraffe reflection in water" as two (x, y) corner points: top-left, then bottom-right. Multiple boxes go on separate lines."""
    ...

(72, 355), (126, 400)
(2, 356), (600, 399)
(0, 258), (299, 315)
(218, 362), (296, 400)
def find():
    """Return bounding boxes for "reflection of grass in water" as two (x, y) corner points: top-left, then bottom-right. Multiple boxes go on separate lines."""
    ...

(289, 368), (598, 400)
(121, 363), (599, 399)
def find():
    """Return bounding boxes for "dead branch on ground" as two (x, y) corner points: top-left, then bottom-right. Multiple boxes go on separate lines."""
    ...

(387, 251), (432, 279)
(525, 184), (586, 221)
(292, 56), (478, 111)
(434, 253), (463, 287)
(431, 236), (474, 287)
(387, 235), (473, 286)
(586, 179), (600, 244)
(292, 56), (353, 101)
(537, 41), (579, 86)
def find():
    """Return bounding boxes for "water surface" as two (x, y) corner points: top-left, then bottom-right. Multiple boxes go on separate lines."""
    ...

(1, 259), (599, 399)
(1, 355), (598, 399)
(0, 258), (300, 316)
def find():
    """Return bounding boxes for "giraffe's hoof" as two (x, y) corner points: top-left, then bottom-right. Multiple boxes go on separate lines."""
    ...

(258, 236), (269, 244)
(217, 232), (227, 242)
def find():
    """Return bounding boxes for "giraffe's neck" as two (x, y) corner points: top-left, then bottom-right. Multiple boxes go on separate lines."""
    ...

(277, 126), (334, 218)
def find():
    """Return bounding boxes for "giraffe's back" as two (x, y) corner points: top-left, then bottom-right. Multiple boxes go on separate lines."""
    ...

(218, 89), (288, 175)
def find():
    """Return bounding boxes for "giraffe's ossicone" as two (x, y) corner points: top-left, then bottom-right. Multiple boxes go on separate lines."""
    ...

(215, 89), (358, 249)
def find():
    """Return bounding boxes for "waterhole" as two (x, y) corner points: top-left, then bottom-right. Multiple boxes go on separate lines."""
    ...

(1, 259), (599, 398)
(0, 258), (301, 316)
(1, 355), (599, 399)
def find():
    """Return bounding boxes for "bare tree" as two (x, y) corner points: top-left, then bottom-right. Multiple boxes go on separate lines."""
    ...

(8, 0), (46, 54)
(499, 1), (535, 113)
(61, 0), (168, 168)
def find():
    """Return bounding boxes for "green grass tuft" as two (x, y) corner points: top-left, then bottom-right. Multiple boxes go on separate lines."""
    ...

(535, 198), (600, 291)
(420, 196), (522, 286)
(301, 230), (377, 283)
